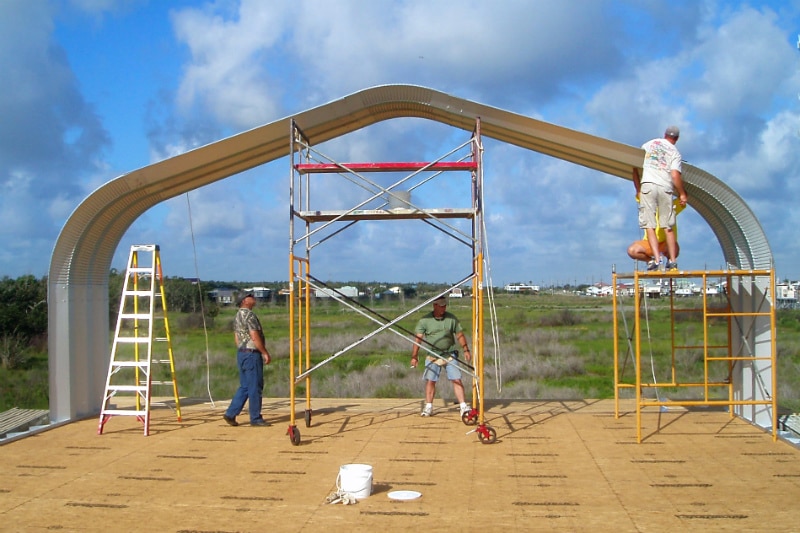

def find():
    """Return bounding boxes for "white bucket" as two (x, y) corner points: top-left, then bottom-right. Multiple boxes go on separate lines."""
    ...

(336, 463), (373, 500)
(388, 190), (412, 210)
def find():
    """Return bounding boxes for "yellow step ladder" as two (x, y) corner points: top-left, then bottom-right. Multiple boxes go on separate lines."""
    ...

(97, 244), (181, 436)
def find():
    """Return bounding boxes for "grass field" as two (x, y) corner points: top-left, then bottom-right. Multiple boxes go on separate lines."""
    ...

(3, 292), (799, 414)
(160, 292), (800, 414)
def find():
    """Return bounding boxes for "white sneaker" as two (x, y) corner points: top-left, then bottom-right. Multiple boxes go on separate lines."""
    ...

(421, 405), (433, 417)
(459, 403), (470, 416)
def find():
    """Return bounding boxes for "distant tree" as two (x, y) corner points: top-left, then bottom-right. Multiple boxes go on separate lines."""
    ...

(108, 271), (217, 326)
(0, 275), (47, 339)
(0, 275), (47, 369)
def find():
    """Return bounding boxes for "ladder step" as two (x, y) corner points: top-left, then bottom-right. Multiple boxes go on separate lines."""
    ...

(101, 409), (148, 416)
(106, 385), (148, 392)
(127, 267), (154, 273)
(130, 244), (158, 252)
(115, 337), (152, 343)
(111, 361), (151, 368)
(122, 290), (155, 297)
(118, 313), (153, 320)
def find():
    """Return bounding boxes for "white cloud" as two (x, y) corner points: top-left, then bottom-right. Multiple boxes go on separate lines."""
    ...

(688, 7), (793, 118)
(2, 0), (799, 284)
(172, 0), (292, 128)
(0, 0), (112, 276)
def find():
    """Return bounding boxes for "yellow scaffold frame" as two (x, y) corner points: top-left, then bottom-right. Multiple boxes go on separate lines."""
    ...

(613, 267), (777, 443)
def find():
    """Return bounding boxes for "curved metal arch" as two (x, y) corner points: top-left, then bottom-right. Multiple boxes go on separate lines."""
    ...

(48, 84), (773, 421)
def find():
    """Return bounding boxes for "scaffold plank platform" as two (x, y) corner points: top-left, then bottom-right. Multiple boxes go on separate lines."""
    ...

(295, 161), (478, 173)
(296, 207), (476, 222)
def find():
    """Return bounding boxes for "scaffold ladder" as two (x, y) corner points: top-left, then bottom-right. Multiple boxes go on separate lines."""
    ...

(97, 244), (181, 436)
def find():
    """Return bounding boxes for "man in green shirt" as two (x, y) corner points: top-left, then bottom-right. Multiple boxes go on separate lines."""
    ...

(410, 296), (472, 417)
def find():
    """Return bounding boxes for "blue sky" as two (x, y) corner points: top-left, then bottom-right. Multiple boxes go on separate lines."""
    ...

(2, 0), (799, 287)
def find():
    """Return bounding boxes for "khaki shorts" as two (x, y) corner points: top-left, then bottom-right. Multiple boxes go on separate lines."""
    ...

(639, 182), (675, 229)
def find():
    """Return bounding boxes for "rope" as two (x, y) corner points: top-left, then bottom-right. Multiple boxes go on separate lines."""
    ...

(477, 153), (503, 392)
(615, 266), (661, 403)
(641, 278), (663, 404)
(185, 192), (215, 407)
(615, 275), (636, 377)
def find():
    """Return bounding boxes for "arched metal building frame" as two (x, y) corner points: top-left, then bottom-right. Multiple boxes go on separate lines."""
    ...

(48, 84), (774, 428)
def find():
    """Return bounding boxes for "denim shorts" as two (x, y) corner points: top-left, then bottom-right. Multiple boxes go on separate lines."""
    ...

(422, 358), (462, 382)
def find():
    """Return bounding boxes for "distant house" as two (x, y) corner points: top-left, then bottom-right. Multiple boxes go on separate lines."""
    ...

(777, 281), (798, 309)
(450, 288), (464, 298)
(208, 287), (236, 305)
(242, 287), (272, 302)
(504, 283), (539, 293)
(616, 283), (636, 296)
(315, 286), (360, 299)
(209, 286), (272, 305)
(586, 283), (613, 297)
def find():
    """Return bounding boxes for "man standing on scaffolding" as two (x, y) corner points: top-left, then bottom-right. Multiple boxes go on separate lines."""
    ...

(632, 125), (688, 272)
(411, 296), (472, 418)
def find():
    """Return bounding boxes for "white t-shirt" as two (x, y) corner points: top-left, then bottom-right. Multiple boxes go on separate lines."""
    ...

(640, 138), (682, 192)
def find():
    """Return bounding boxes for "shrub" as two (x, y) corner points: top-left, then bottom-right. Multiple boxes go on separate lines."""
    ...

(0, 333), (30, 370)
(539, 309), (582, 327)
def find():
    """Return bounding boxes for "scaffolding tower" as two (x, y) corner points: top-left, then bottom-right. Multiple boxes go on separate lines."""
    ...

(612, 267), (777, 443)
(286, 118), (496, 445)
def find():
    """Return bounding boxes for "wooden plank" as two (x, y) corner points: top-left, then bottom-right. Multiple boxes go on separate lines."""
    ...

(0, 407), (50, 438)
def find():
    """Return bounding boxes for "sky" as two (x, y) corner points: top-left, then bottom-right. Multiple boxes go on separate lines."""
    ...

(2, 0), (799, 288)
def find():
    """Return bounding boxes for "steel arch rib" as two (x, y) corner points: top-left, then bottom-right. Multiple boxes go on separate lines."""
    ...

(48, 84), (772, 421)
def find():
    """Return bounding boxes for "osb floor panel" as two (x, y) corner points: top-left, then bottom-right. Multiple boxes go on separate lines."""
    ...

(1, 398), (799, 532)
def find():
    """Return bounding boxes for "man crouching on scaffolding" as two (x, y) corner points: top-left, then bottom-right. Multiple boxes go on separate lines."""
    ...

(411, 295), (472, 418)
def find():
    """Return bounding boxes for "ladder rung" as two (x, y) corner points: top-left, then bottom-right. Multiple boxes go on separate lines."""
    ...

(127, 267), (154, 273)
(111, 361), (150, 368)
(122, 290), (155, 297)
(114, 337), (150, 344)
(154, 337), (168, 342)
(150, 380), (175, 385)
(106, 385), (148, 392)
(152, 359), (173, 364)
(119, 313), (151, 322)
(101, 409), (148, 416)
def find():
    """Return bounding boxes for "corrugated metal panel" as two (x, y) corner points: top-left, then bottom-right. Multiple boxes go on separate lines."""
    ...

(682, 164), (772, 270)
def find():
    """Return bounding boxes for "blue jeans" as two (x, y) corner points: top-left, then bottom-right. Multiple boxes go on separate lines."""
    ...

(225, 350), (264, 422)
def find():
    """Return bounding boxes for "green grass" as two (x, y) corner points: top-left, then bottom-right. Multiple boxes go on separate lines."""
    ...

(2, 293), (800, 414)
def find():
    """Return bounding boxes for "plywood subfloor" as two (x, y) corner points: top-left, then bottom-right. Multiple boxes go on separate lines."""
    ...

(2, 398), (799, 532)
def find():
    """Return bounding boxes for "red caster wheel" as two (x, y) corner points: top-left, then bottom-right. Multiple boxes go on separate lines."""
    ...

(287, 425), (301, 446)
(477, 425), (497, 444)
(461, 409), (478, 426)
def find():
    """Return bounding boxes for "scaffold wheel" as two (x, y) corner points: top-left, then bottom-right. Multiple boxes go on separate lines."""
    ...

(304, 409), (312, 427)
(461, 409), (478, 426)
(287, 425), (301, 446)
(477, 425), (497, 444)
